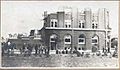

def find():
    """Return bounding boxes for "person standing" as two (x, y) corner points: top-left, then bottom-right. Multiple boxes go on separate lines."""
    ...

(35, 44), (38, 55)
(38, 44), (41, 56)
(22, 45), (25, 55)
(28, 44), (32, 56)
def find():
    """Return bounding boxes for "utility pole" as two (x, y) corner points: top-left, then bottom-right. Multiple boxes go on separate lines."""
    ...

(107, 11), (111, 52)
(71, 8), (74, 53)
(104, 8), (107, 51)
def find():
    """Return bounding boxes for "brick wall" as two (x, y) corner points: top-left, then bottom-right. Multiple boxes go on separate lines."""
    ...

(43, 29), (105, 51)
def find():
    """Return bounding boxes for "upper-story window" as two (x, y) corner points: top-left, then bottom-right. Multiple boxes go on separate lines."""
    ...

(92, 24), (94, 29)
(79, 20), (85, 28)
(82, 23), (84, 28)
(92, 21), (98, 29)
(50, 19), (57, 27)
(65, 20), (71, 28)
(96, 24), (98, 28)
(55, 22), (57, 27)
(51, 21), (54, 27)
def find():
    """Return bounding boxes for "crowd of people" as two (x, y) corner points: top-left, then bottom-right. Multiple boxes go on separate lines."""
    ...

(19, 44), (47, 56)
(2, 42), (48, 57)
(1, 42), (118, 58)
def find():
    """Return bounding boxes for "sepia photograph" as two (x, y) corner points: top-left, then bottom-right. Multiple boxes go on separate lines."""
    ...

(1, 1), (119, 69)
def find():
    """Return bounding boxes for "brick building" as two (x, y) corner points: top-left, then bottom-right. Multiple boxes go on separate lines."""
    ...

(40, 8), (111, 53)
(6, 30), (42, 50)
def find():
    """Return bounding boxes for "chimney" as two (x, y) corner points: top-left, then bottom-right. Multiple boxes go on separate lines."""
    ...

(44, 11), (47, 18)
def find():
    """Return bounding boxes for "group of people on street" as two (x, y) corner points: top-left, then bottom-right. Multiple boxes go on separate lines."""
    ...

(2, 42), (16, 56)
(2, 41), (47, 57)
(19, 44), (47, 56)
(2, 41), (118, 58)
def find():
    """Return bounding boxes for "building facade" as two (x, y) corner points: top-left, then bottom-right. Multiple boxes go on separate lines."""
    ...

(6, 30), (42, 50)
(40, 8), (111, 53)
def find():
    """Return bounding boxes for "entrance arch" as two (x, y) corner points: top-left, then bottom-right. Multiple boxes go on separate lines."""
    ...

(50, 34), (58, 50)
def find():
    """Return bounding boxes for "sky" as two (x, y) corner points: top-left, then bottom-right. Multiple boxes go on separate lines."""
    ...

(1, 1), (119, 38)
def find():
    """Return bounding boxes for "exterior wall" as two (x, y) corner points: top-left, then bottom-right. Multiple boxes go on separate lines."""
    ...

(41, 8), (110, 52)
(44, 14), (57, 27)
(84, 8), (92, 28)
(57, 12), (64, 28)
(45, 16), (50, 27)
(44, 29), (105, 51)
(44, 15), (50, 27)
(8, 38), (42, 49)
(98, 8), (108, 29)
(49, 13), (57, 19)
(44, 8), (108, 29)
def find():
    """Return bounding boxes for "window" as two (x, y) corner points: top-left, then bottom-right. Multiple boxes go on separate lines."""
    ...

(69, 25), (71, 28)
(79, 23), (81, 28)
(65, 47), (67, 50)
(50, 19), (57, 27)
(96, 24), (98, 28)
(92, 21), (98, 29)
(65, 39), (70, 42)
(92, 24), (94, 29)
(82, 23), (84, 28)
(64, 35), (71, 44)
(78, 48), (81, 50)
(55, 22), (57, 27)
(78, 34), (85, 44)
(51, 22), (54, 27)
(82, 47), (85, 50)
(79, 20), (85, 28)
(51, 38), (55, 42)
(92, 35), (98, 44)
(50, 34), (57, 42)
(92, 39), (97, 43)
(65, 20), (71, 28)
(65, 25), (67, 28)
(79, 39), (84, 43)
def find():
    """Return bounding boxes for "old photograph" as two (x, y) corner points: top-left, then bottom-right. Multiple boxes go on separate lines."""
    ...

(1, 1), (119, 68)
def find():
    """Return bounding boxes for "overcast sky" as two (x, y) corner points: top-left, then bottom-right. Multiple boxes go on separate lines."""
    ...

(1, 1), (119, 38)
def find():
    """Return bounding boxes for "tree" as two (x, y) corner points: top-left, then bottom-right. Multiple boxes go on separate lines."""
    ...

(111, 38), (118, 48)
(8, 34), (12, 37)
(17, 34), (24, 39)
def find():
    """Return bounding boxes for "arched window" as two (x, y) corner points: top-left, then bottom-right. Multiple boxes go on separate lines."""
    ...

(78, 34), (85, 44)
(50, 34), (57, 42)
(92, 35), (99, 45)
(50, 34), (58, 50)
(64, 35), (71, 44)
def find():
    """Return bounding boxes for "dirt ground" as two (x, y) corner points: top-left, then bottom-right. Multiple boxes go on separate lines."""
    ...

(2, 54), (119, 67)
